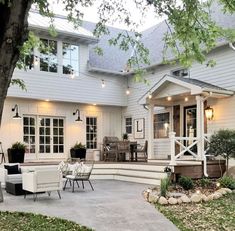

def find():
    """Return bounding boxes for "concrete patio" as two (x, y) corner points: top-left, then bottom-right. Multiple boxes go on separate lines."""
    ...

(0, 180), (178, 231)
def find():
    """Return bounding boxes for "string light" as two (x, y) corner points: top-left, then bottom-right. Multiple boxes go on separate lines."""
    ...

(148, 91), (152, 99)
(70, 69), (75, 79)
(126, 87), (130, 95)
(34, 56), (39, 66)
(167, 96), (172, 101)
(101, 79), (106, 88)
(185, 97), (188, 102)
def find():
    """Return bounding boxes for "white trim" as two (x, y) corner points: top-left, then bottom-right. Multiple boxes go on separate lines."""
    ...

(138, 74), (233, 105)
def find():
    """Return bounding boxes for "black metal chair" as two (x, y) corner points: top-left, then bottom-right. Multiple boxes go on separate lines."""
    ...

(0, 142), (6, 164)
(134, 140), (148, 162)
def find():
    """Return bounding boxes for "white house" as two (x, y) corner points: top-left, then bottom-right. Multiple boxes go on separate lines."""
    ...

(1, 4), (235, 168)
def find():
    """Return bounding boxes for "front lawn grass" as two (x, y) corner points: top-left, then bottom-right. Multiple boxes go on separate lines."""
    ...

(0, 211), (92, 231)
(156, 193), (235, 231)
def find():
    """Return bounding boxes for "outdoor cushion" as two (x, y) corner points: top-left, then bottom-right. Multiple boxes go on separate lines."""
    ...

(58, 161), (69, 174)
(4, 165), (21, 175)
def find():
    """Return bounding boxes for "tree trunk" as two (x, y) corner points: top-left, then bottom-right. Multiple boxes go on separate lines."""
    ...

(0, 0), (32, 126)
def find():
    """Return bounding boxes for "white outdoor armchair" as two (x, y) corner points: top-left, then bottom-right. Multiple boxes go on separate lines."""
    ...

(22, 169), (63, 201)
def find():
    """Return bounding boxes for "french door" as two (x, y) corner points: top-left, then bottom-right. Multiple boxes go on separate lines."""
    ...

(24, 116), (65, 159)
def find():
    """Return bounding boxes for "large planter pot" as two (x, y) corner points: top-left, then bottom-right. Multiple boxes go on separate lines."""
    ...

(7, 148), (25, 163)
(70, 148), (86, 159)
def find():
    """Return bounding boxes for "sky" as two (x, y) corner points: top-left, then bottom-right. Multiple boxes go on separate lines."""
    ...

(45, 0), (165, 31)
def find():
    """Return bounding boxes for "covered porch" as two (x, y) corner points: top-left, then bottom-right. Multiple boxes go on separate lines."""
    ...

(139, 74), (233, 174)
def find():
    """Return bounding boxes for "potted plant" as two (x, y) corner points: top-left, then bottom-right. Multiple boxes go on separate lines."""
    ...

(122, 133), (128, 141)
(70, 142), (86, 159)
(8, 142), (26, 163)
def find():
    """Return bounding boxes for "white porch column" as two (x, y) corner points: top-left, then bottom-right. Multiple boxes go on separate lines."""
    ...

(148, 103), (154, 160)
(196, 95), (205, 160)
(169, 132), (176, 165)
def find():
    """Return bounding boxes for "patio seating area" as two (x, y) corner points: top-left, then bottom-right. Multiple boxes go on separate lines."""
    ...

(0, 180), (178, 231)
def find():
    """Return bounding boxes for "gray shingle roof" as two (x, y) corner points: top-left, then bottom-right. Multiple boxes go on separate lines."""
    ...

(84, 1), (235, 72)
(82, 21), (134, 72)
(171, 75), (230, 91)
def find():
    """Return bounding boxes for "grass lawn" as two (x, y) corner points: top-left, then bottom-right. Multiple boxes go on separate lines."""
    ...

(0, 211), (92, 231)
(156, 193), (235, 231)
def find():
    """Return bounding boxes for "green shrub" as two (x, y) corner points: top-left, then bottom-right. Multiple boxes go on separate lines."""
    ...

(218, 176), (235, 190)
(160, 177), (170, 197)
(200, 177), (211, 188)
(178, 176), (194, 190)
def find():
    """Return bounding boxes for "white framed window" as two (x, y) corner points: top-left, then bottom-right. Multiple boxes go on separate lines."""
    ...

(125, 117), (132, 134)
(23, 116), (64, 155)
(154, 113), (170, 138)
(23, 116), (36, 154)
(63, 43), (79, 76)
(86, 117), (97, 149)
(171, 68), (188, 78)
(39, 39), (58, 73)
(39, 117), (64, 154)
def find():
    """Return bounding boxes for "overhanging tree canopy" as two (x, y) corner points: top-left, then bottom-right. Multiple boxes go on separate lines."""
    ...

(0, 0), (235, 125)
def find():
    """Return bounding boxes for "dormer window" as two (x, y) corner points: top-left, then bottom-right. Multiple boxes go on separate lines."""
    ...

(171, 68), (188, 78)
(63, 43), (79, 76)
(40, 39), (58, 73)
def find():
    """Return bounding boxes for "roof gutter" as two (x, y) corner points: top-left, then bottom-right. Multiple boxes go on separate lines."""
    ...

(87, 62), (133, 76)
(29, 25), (99, 44)
(203, 88), (234, 96)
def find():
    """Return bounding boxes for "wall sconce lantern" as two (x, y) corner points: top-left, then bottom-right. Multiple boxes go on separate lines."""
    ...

(205, 106), (214, 120)
(12, 104), (21, 119)
(73, 109), (82, 122)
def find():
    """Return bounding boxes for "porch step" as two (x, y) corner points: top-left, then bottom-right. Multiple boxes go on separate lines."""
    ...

(91, 163), (167, 185)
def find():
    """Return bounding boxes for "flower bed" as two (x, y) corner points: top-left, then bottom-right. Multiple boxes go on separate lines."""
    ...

(143, 177), (235, 205)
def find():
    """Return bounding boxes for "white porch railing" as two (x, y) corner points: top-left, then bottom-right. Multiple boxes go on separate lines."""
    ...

(169, 132), (211, 169)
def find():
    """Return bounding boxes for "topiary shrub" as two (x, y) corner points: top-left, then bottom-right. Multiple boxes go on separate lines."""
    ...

(160, 177), (170, 197)
(178, 176), (194, 190)
(200, 177), (211, 188)
(209, 129), (235, 174)
(218, 176), (235, 190)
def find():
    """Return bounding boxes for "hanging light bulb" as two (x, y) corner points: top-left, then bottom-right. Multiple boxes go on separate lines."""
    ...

(126, 87), (130, 95)
(34, 56), (39, 66)
(185, 97), (188, 102)
(101, 79), (106, 88)
(148, 91), (152, 99)
(167, 96), (172, 101)
(70, 69), (75, 79)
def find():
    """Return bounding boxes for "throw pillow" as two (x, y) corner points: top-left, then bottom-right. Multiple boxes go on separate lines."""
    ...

(4, 165), (20, 175)
(58, 161), (68, 175)
(72, 162), (83, 177)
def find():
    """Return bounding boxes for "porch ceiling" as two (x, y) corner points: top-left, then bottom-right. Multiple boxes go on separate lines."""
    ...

(138, 74), (234, 105)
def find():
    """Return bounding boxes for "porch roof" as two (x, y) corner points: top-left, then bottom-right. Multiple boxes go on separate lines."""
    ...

(138, 74), (234, 105)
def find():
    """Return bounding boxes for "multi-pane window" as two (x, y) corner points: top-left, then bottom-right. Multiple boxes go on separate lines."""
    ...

(53, 118), (64, 153)
(86, 117), (97, 149)
(40, 39), (58, 73)
(171, 68), (188, 77)
(39, 117), (51, 153)
(125, 117), (132, 134)
(154, 113), (170, 138)
(39, 117), (64, 154)
(63, 43), (79, 76)
(23, 116), (36, 154)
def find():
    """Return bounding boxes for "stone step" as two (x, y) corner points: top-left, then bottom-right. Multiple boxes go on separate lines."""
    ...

(91, 163), (168, 185)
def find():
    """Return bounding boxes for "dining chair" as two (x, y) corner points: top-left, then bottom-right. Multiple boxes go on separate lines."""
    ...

(135, 140), (148, 162)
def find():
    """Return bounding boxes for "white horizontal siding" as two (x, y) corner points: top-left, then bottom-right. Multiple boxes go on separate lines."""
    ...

(8, 44), (127, 106)
(0, 98), (122, 160)
(123, 45), (235, 159)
